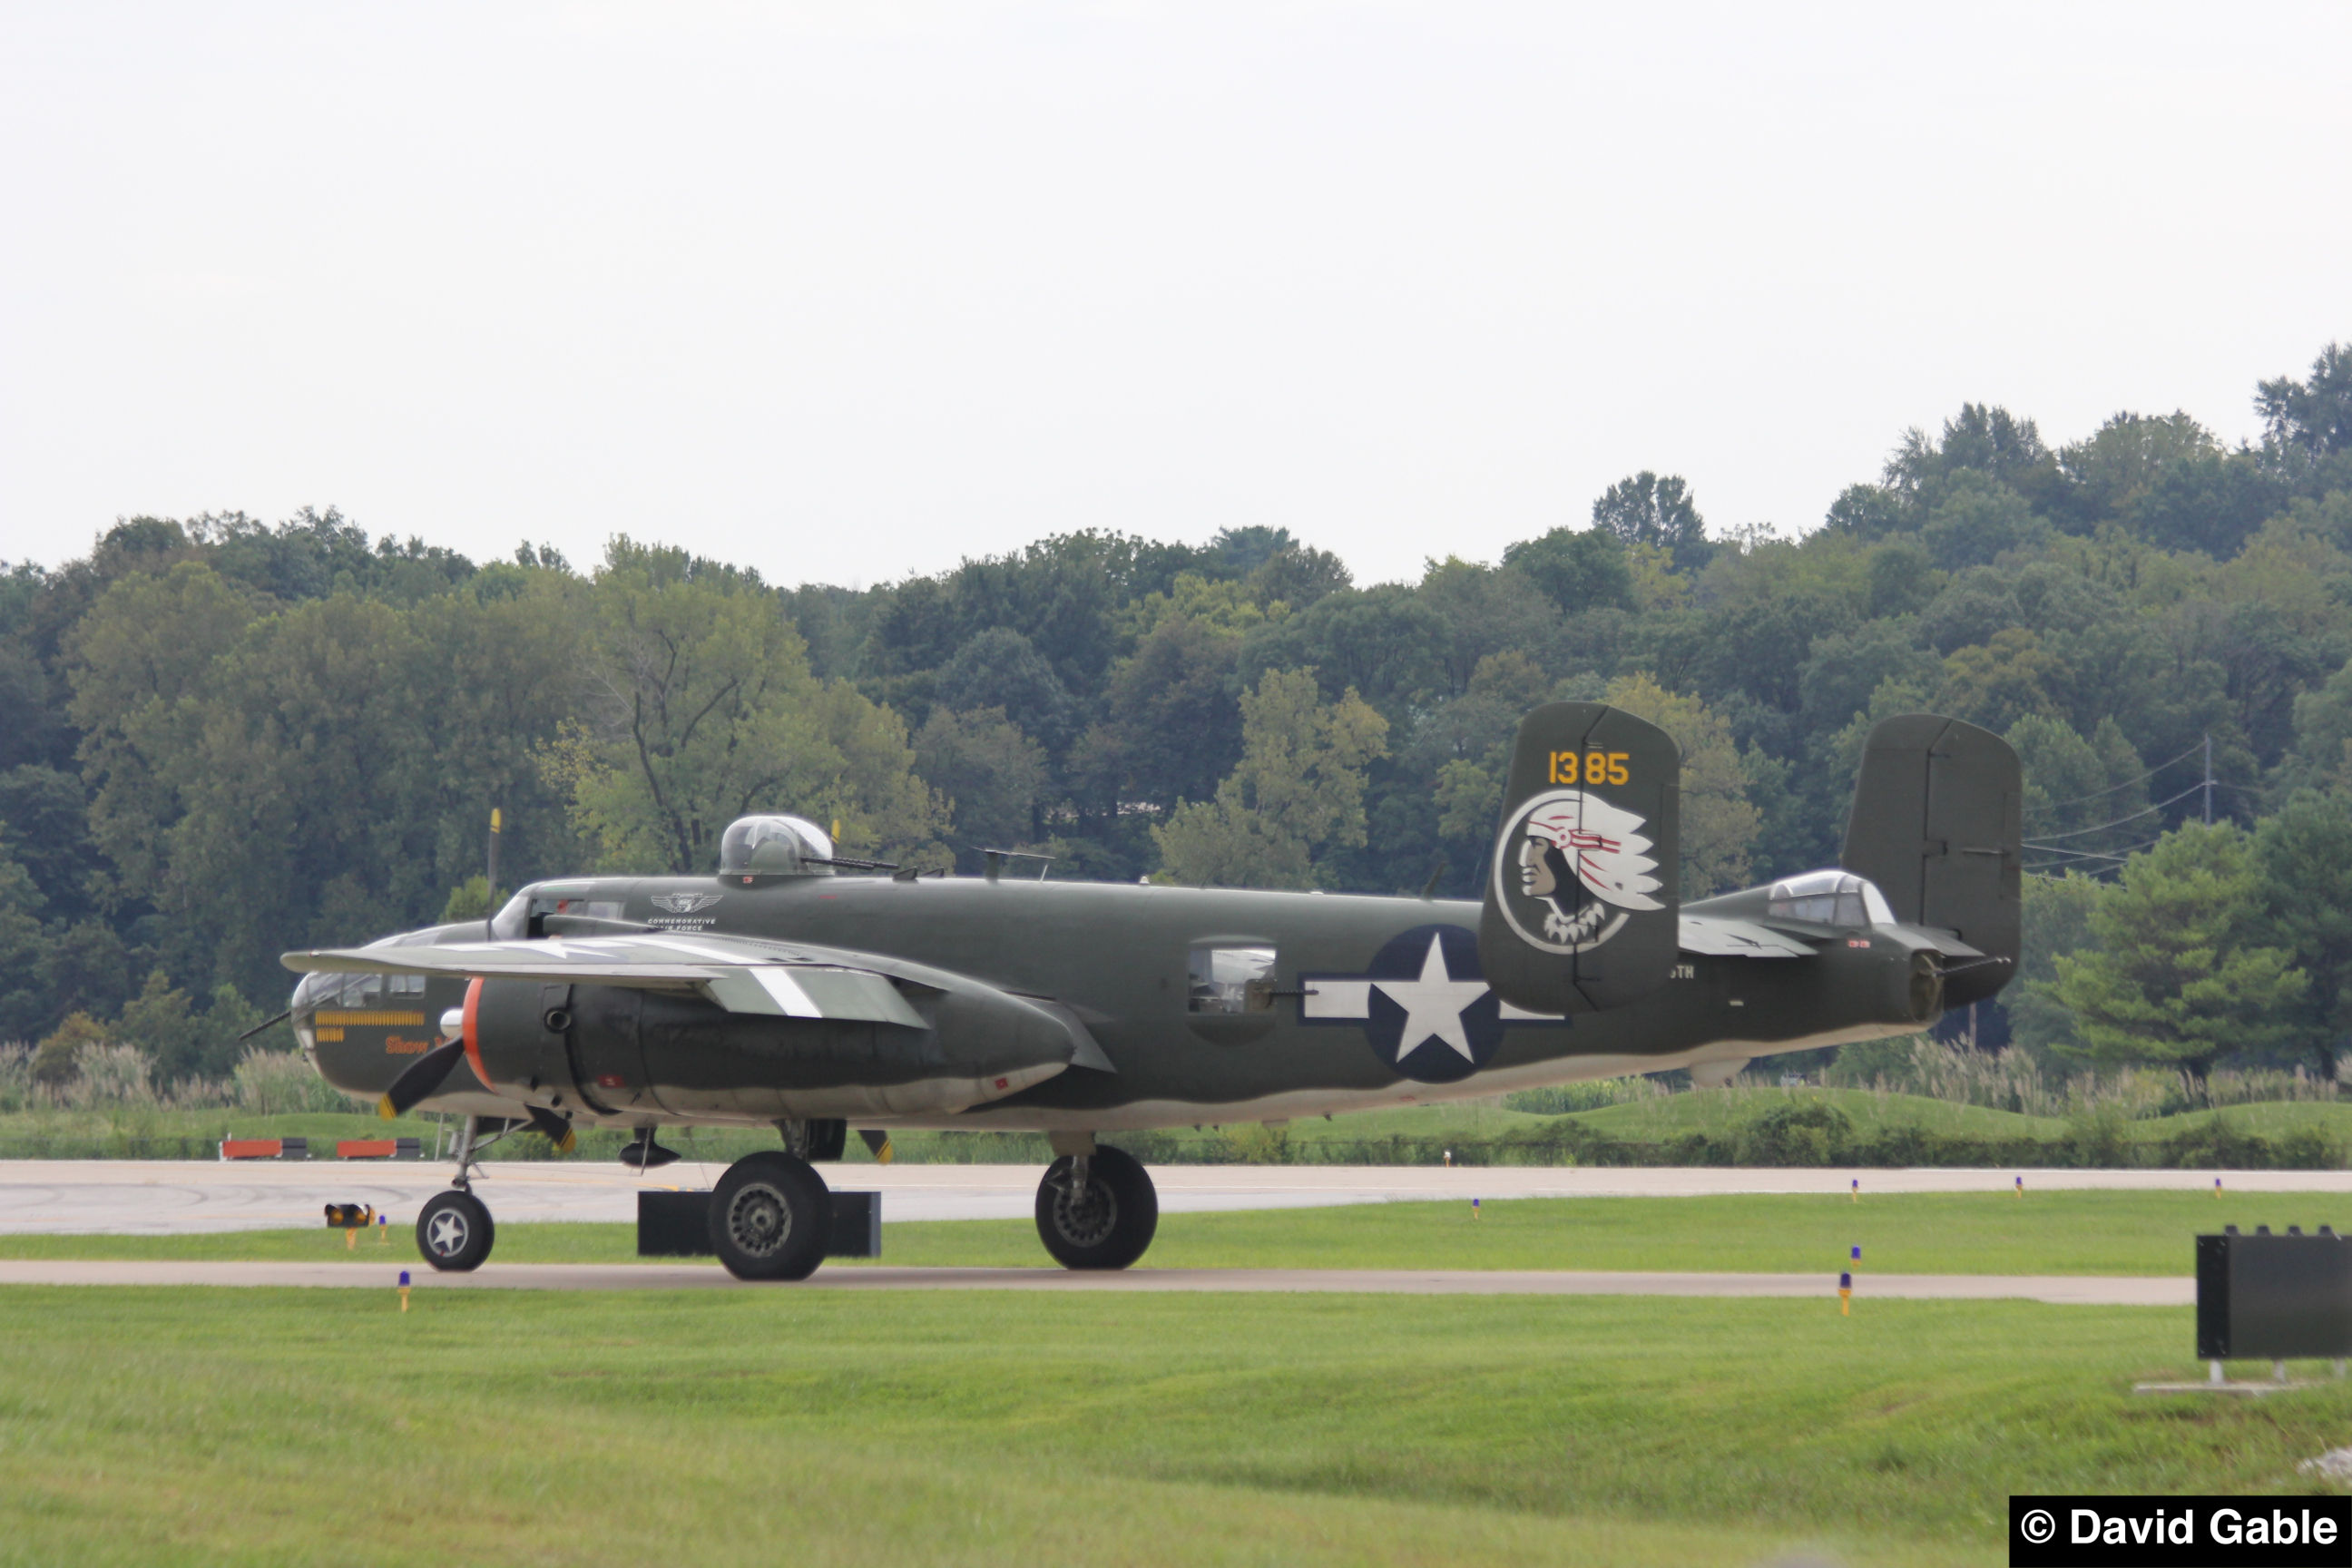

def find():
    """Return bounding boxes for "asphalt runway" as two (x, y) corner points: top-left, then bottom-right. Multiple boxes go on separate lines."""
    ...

(0, 1259), (2191, 1304)
(5, 1160), (2348, 1234)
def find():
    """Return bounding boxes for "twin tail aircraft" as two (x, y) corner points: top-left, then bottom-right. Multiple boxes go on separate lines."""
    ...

(285, 704), (2021, 1280)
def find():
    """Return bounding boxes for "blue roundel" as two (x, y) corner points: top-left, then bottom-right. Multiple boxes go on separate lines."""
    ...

(1357, 923), (1504, 1083)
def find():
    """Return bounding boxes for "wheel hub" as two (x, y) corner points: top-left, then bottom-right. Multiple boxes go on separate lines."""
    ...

(425, 1209), (470, 1257)
(725, 1182), (793, 1258)
(1049, 1178), (1119, 1249)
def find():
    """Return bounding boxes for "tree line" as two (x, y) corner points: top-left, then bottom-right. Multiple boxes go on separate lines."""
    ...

(1, 343), (2347, 1087)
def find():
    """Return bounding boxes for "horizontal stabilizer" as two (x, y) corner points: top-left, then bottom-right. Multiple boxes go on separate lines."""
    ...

(1677, 915), (1816, 958)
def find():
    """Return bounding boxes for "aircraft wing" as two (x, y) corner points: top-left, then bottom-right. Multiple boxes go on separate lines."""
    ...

(284, 932), (929, 1027)
(1677, 915), (1818, 958)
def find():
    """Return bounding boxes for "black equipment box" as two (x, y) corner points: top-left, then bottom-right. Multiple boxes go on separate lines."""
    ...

(2196, 1228), (2352, 1359)
(637, 1190), (880, 1259)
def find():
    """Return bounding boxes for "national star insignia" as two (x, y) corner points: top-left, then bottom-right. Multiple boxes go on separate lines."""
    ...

(1371, 934), (1493, 1064)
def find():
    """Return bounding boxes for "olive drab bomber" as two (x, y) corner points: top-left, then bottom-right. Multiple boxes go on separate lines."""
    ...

(284, 707), (2021, 1280)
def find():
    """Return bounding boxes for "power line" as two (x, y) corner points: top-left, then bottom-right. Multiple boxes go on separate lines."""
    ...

(2023, 841), (2160, 871)
(2022, 784), (2206, 844)
(2022, 738), (2212, 818)
(2023, 832), (2165, 867)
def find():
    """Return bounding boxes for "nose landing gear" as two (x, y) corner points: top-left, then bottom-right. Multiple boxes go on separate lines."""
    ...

(1034, 1143), (1157, 1269)
(416, 1112), (497, 1272)
(416, 1189), (495, 1270)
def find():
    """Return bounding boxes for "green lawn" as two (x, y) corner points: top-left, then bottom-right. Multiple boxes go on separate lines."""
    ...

(0, 1284), (2340, 1566)
(5, 1190), (2330, 1276)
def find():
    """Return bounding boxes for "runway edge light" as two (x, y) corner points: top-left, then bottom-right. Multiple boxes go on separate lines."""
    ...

(397, 1270), (410, 1313)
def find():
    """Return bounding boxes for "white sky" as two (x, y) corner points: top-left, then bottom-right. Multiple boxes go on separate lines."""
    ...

(2, 2), (2346, 589)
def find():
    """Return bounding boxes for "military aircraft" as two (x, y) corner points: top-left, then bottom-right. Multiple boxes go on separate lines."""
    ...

(284, 704), (2019, 1280)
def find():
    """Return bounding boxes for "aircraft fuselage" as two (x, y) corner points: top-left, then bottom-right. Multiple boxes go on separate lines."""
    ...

(299, 871), (1935, 1132)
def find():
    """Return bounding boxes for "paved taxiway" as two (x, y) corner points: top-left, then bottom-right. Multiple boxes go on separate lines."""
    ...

(0, 1259), (2191, 1303)
(5, 1159), (2347, 1235)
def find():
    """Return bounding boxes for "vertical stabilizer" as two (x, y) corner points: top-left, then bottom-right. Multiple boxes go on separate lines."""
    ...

(1478, 702), (1681, 1014)
(1839, 715), (2021, 1007)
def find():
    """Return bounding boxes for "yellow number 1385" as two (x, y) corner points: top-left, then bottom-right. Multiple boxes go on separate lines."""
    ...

(1548, 750), (1630, 786)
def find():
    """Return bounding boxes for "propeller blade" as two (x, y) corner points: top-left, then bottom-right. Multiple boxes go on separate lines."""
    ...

(239, 1009), (292, 1043)
(526, 1105), (577, 1154)
(858, 1128), (894, 1166)
(377, 1039), (466, 1120)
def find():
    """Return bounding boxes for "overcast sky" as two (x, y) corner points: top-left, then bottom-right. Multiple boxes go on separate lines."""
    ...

(2, 2), (2346, 590)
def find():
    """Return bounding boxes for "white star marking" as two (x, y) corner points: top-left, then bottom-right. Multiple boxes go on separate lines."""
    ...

(1373, 935), (1491, 1063)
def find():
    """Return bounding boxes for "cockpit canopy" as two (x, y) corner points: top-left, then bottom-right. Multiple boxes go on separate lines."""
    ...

(718, 815), (835, 877)
(1766, 869), (1896, 928)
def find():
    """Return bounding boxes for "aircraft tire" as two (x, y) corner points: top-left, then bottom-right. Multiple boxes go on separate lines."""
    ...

(710, 1152), (829, 1281)
(416, 1190), (495, 1272)
(1034, 1145), (1158, 1270)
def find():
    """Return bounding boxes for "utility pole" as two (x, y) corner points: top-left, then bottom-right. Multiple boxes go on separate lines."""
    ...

(2202, 733), (2213, 827)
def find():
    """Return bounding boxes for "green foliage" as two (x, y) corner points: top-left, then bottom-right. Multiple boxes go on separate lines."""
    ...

(544, 539), (946, 873)
(2053, 824), (2307, 1077)
(1149, 673), (1383, 888)
(914, 706), (1050, 862)
(31, 1011), (108, 1085)
(1499, 525), (1634, 614)
(4, 341), (2352, 1044)
(2008, 874), (2107, 1059)
(2253, 791), (2352, 1071)
(440, 875), (496, 922)
(1152, 669), (1388, 888)
(1600, 672), (1760, 895)
(1592, 470), (1712, 573)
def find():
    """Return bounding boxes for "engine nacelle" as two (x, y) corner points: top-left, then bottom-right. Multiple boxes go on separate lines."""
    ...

(460, 973), (1078, 1124)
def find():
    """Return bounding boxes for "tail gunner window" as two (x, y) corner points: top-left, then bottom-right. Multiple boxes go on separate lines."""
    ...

(1766, 870), (1896, 928)
(1188, 945), (1277, 1014)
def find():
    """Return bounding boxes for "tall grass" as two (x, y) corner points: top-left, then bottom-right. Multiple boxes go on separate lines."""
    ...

(0, 1041), (350, 1116)
(1502, 1076), (1672, 1114)
(1816, 1034), (2341, 1120)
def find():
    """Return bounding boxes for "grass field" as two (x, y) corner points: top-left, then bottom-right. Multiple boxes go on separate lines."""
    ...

(6, 1190), (2342, 1276)
(0, 1283), (2344, 1567)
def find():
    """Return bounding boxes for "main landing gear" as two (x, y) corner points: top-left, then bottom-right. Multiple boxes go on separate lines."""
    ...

(710, 1150), (830, 1281)
(1034, 1142), (1158, 1269)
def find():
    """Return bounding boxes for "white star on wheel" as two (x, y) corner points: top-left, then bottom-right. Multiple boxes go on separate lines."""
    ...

(426, 1211), (469, 1255)
(1373, 935), (1490, 1063)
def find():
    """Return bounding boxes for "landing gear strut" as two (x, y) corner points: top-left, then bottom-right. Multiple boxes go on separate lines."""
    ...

(1034, 1144), (1157, 1269)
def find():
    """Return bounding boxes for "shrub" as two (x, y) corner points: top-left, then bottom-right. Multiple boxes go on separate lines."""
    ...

(1740, 1102), (1854, 1165)
(32, 1013), (110, 1087)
